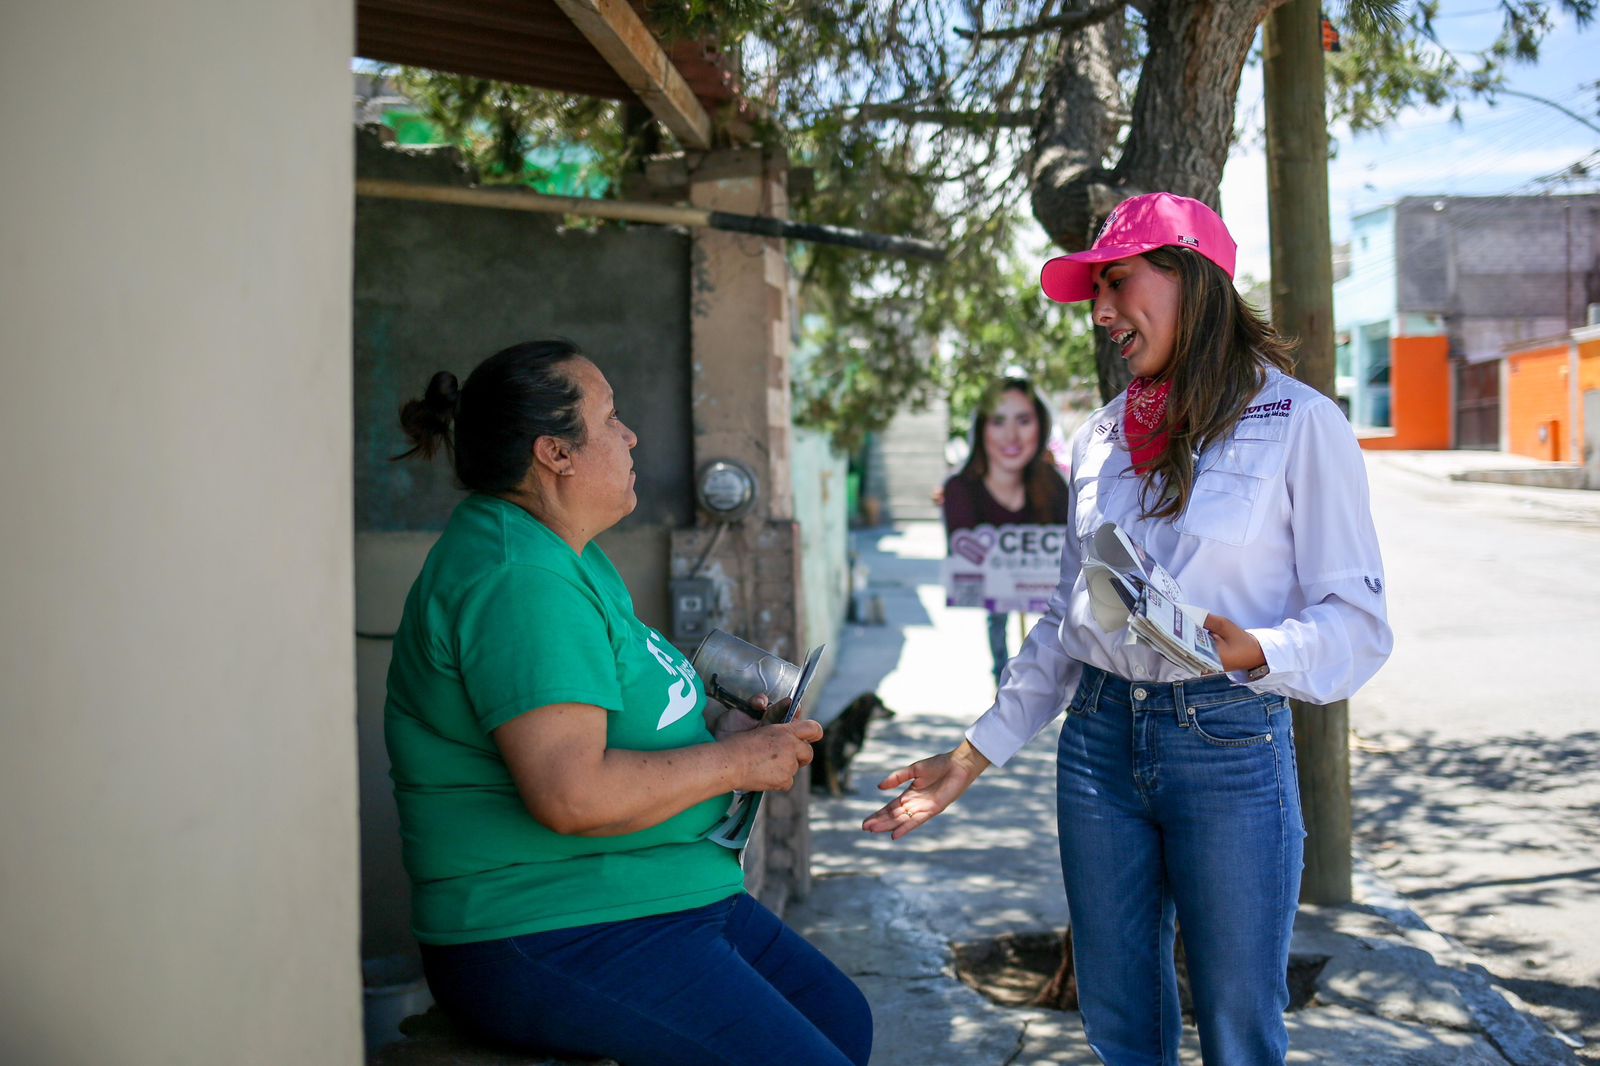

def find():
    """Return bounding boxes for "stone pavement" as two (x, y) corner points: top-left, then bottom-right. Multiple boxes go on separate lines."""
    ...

(786, 520), (1580, 1065)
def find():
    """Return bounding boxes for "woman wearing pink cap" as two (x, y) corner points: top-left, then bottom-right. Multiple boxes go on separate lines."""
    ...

(866, 193), (1392, 1064)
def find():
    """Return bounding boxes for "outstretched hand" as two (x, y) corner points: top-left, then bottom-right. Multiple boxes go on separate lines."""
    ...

(861, 740), (991, 840)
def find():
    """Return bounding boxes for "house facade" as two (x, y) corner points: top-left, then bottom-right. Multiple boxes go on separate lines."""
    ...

(1334, 194), (1600, 450)
(1502, 322), (1600, 463)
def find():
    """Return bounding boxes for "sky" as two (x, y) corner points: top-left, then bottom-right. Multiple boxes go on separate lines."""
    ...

(1220, 2), (1600, 284)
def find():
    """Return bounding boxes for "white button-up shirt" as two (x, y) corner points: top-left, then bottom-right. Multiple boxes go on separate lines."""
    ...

(967, 368), (1393, 767)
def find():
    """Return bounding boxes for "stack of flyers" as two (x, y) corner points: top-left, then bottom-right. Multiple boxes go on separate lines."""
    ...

(1081, 523), (1223, 677)
(706, 644), (826, 850)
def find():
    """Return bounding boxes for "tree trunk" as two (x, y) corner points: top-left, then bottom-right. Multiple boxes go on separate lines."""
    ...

(1028, 0), (1281, 401)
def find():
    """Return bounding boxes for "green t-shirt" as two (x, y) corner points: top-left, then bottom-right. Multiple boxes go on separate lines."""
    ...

(384, 494), (743, 945)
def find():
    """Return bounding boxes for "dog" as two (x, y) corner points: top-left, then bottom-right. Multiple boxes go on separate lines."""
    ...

(811, 693), (895, 797)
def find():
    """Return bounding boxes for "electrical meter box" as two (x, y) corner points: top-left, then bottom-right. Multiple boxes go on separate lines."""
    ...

(670, 576), (717, 646)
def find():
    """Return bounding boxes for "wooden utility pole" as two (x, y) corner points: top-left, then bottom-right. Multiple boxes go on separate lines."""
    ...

(1263, 0), (1351, 904)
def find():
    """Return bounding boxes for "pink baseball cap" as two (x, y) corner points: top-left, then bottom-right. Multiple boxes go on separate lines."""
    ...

(1040, 192), (1237, 304)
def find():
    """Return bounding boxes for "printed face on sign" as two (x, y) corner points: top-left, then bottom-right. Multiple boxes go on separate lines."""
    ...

(983, 390), (1041, 477)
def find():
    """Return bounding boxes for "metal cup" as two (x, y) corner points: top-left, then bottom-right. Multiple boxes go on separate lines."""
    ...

(691, 629), (801, 721)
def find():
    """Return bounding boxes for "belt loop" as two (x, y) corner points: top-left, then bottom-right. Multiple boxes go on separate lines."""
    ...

(1173, 679), (1187, 727)
(1088, 666), (1106, 707)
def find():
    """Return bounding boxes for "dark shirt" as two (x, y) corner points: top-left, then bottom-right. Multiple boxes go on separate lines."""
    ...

(941, 471), (1071, 534)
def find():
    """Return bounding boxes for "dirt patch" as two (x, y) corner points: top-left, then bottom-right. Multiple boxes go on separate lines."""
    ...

(951, 930), (1328, 1014)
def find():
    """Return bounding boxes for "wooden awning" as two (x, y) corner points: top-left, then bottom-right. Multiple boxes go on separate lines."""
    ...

(355, 0), (740, 150)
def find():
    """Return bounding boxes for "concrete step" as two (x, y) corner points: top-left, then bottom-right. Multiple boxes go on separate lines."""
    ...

(370, 1008), (614, 1066)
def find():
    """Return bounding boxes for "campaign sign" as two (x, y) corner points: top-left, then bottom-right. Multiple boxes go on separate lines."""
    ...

(942, 523), (1070, 613)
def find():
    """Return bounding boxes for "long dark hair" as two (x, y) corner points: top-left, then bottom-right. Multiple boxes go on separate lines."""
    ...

(1132, 248), (1297, 522)
(955, 377), (1066, 523)
(394, 339), (588, 493)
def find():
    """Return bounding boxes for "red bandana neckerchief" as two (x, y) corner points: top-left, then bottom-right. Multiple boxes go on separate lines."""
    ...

(1124, 377), (1173, 475)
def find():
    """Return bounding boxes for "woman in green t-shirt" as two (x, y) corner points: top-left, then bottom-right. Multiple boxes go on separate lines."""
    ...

(386, 340), (870, 1065)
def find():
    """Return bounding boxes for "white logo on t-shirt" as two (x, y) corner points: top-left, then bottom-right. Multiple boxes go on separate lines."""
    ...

(645, 630), (699, 730)
(657, 677), (697, 730)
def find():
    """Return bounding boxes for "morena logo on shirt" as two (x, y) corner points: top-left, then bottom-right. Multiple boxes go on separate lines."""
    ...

(1364, 576), (1383, 595)
(1240, 398), (1294, 422)
(644, 629), (699, 730)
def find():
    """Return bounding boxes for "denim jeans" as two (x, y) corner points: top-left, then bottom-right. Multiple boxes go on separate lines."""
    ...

(1056, 665), (1306, 1066)
(987, 611), (1011, 684)
(419, 893), (871, 1066)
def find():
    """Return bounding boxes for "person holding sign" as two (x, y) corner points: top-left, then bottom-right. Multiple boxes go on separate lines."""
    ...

(868, 194), (1392, 1065)
(941, 377), (1071, 685)
(386, 340), (869, 1066)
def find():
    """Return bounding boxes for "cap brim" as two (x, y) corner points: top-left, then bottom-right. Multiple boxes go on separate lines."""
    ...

(1040, 243), (1164, 303)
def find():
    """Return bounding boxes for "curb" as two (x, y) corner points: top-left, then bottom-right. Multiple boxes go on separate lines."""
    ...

(1353, 857), (1583, 1065)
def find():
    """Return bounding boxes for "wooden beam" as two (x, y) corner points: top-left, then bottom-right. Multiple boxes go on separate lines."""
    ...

(355, 179), (946, 261)
(549, 0), (714, 150)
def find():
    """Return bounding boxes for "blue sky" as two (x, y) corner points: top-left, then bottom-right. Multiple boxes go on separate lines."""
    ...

(1221, 2), (1599, 283)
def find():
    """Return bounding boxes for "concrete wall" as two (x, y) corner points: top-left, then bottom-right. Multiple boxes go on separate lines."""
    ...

(1584, 337), (1600, 476)
(352, 134), (696, 960)
(353, 132), (694, 556)
(1506, 344), (1573, 461)
(678, 147), (813, 911)
(1396, 194), (1600, 363)
(1334, 207), (1399, 427)
(792, 426), (850, 658)
(1503, 334), (1600, 464)
(1358, 336), (1452, 451)
(1335, 206), (1397, 329)
(0, 4), (361, 1065)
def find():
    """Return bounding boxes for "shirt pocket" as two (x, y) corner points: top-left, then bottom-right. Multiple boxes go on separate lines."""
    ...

(1072, 475), (1101, 541)
(1071, 433), (1125, 531)
(1174, 429), (1285, 547)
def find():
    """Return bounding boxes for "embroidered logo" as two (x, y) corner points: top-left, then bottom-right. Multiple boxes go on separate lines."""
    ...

(1239, 398), (1294, 423)
(1095, 207), (1120, 244)
(1093, 420), (1121, 441)
(1364, 576), (1383, 595)
(645, 629), (700, 730)
(1178, 234), (1199, 247)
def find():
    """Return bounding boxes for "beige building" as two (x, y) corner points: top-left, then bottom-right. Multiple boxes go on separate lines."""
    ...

(2, 3), (362, 1063)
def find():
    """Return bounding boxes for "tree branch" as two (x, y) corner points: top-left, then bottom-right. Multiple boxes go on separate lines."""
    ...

(958, 0), (1130, 42)
(853, 104), (1038, 127)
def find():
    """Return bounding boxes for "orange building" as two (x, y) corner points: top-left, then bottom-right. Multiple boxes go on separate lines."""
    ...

(1357, 335), (1452, 451)
(1502, 326), (1600, 463)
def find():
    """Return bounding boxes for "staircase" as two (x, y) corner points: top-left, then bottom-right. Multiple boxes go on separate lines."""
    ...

(864, 398), (950, 523)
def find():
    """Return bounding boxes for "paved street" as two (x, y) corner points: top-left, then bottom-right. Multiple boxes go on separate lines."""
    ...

(1355, 454), (1600, 1060)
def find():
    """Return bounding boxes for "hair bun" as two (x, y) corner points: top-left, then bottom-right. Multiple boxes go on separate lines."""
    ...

(424, 371), (461, 418)
(394, 370), (461, 463)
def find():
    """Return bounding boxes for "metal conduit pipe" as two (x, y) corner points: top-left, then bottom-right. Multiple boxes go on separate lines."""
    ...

(355, 178), (946, 262)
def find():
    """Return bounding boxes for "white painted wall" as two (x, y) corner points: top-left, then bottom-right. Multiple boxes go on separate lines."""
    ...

(0, 4), (360, 1064)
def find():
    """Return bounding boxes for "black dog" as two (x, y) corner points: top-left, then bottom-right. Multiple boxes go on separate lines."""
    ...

(811, 693), (895, 797)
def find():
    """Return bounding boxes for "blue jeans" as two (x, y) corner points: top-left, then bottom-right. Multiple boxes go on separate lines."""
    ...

(1057, 665), (1306, 1066)
(987, 611), (1011, 684)
(419, 893), (871, 1066)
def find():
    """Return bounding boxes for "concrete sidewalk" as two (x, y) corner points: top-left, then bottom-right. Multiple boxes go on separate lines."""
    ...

(1366, 448), (1597, 498)
(788, 521), (1580, 1065)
